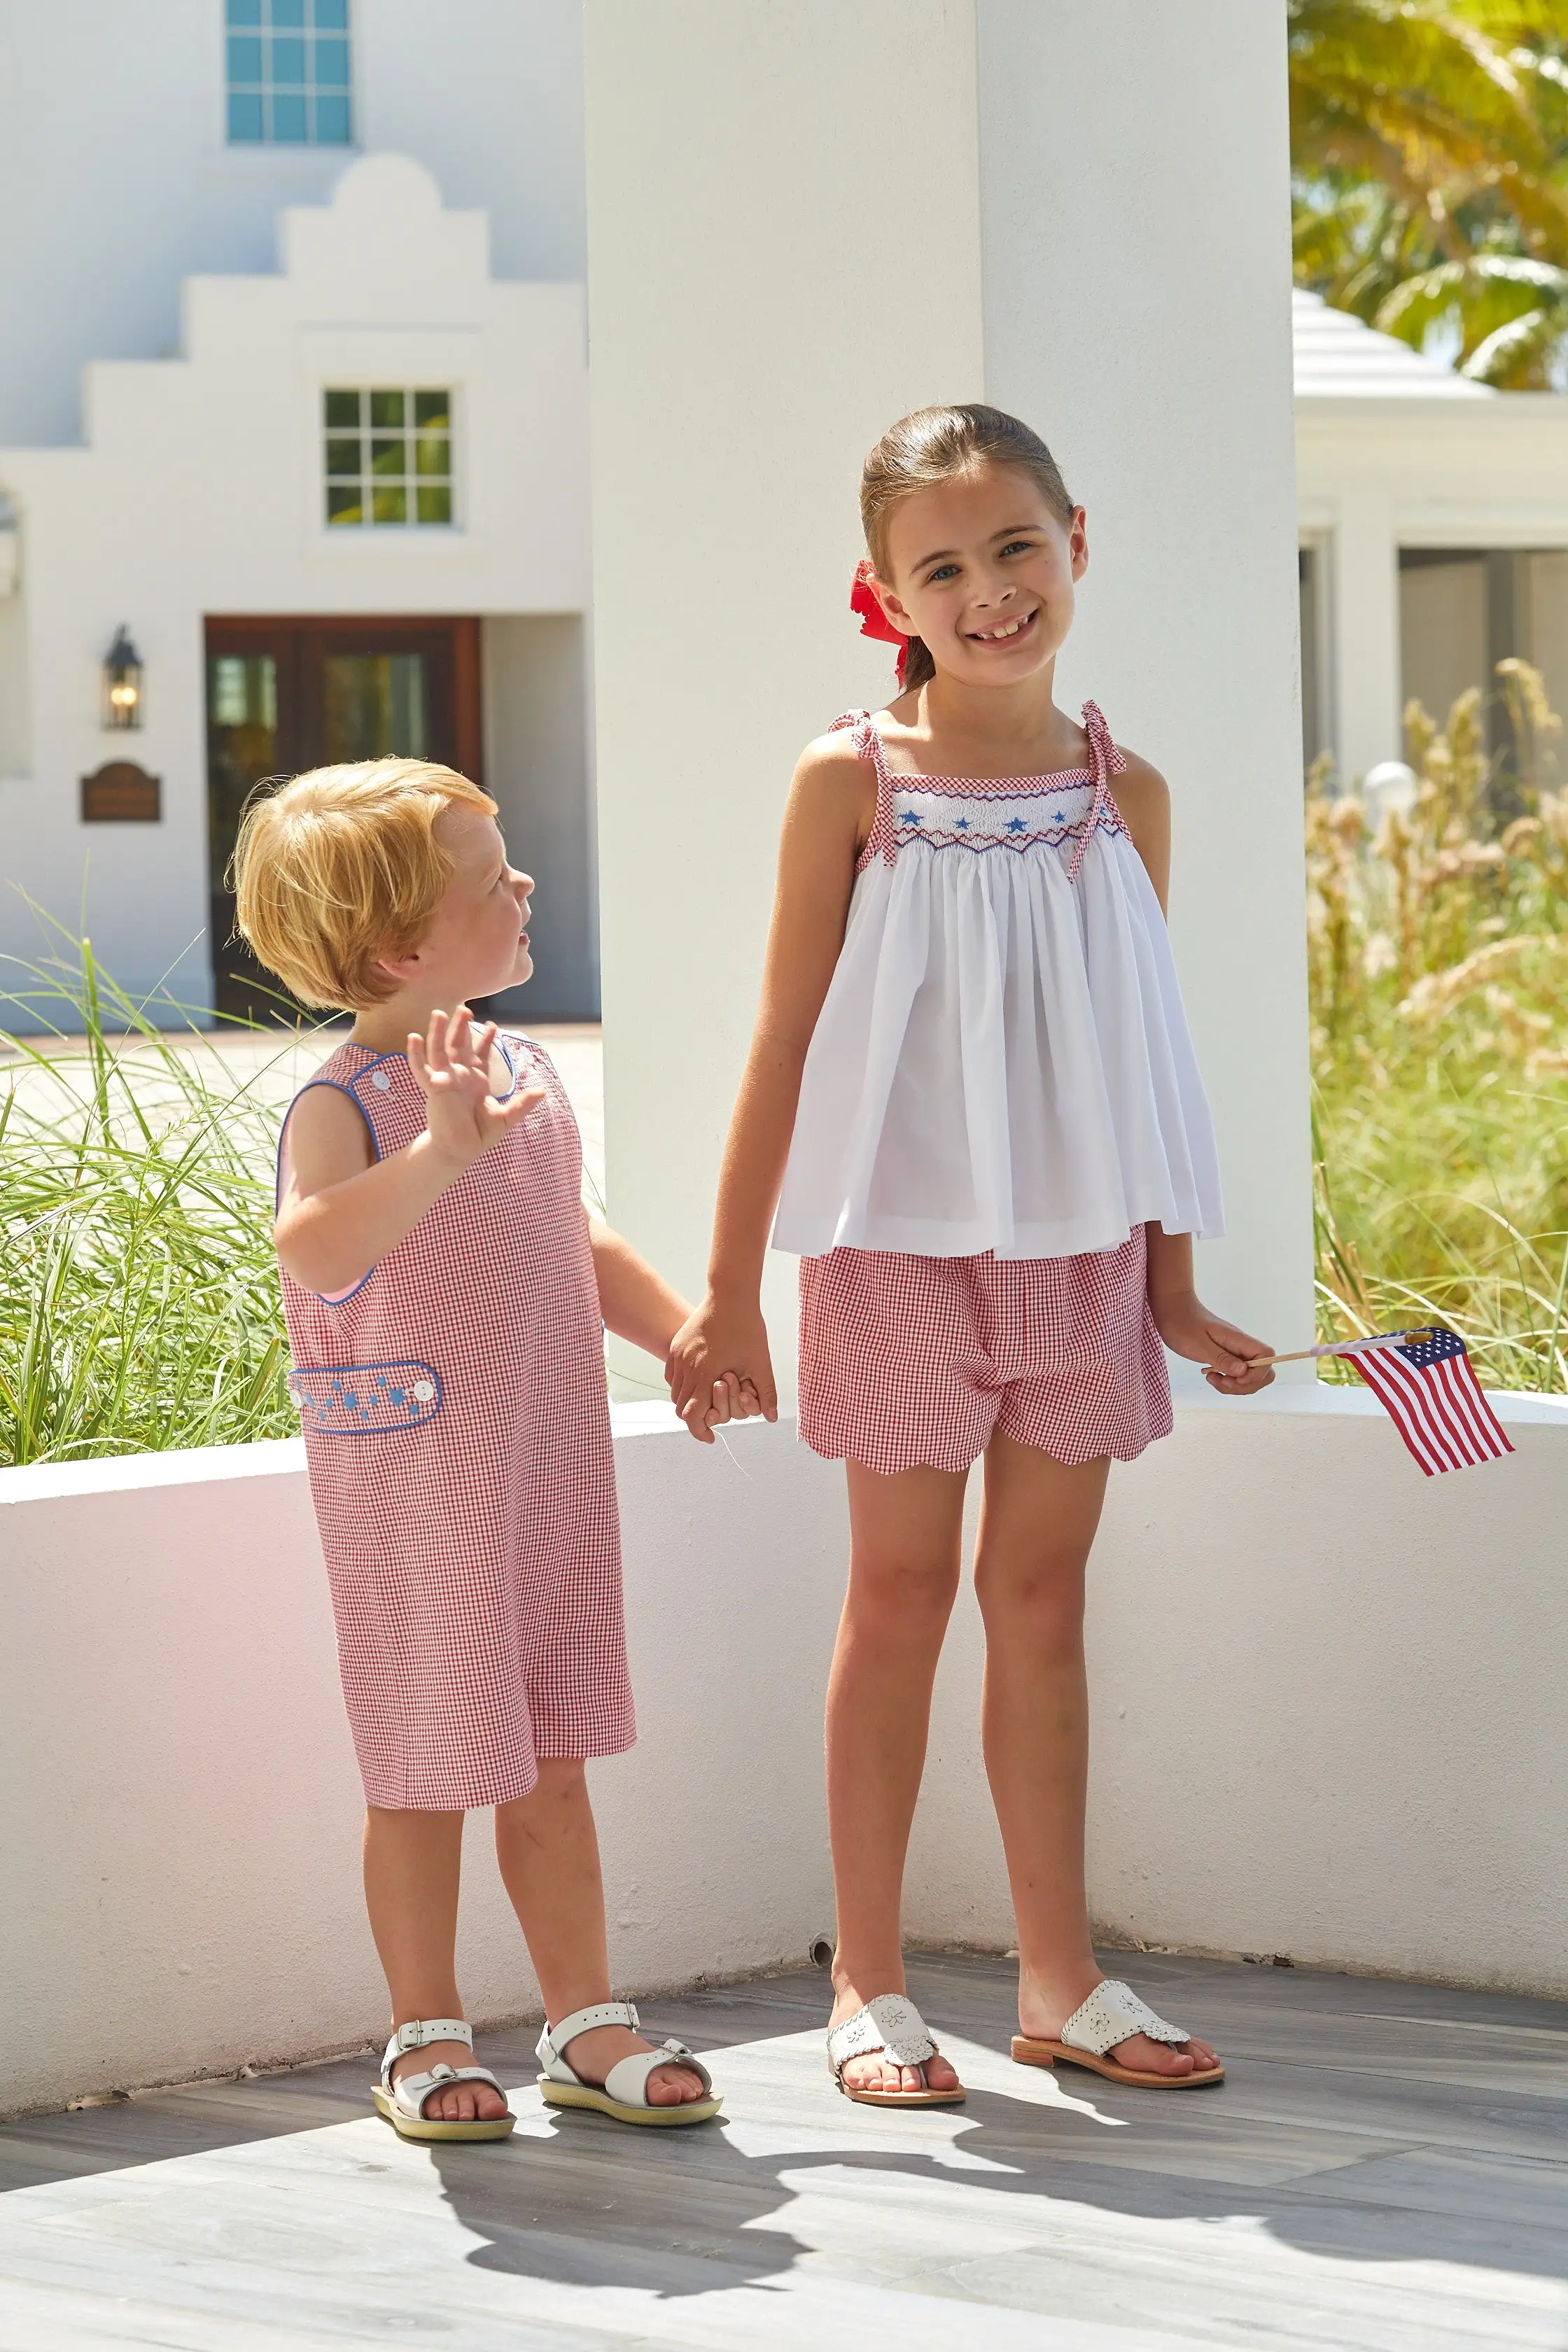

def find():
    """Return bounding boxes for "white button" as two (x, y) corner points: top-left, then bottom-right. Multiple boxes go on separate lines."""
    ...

(290, 1388), (307, 1411)
(370, 1068), (393, 1091)
(412, 1379), (436, 1402)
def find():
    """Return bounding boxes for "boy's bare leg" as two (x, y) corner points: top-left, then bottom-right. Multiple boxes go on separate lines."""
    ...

(825, 1459), (968, 2096)
(976, 1427), (1219, 2079)
(363, 1805), (509, 2122)
(495, 1759), (706, 2104)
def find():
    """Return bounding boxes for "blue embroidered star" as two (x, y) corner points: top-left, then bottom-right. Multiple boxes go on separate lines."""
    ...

(1005, 816), (1027, 832)
(899, 808), (924, 825)
(955, 816), (970, 830)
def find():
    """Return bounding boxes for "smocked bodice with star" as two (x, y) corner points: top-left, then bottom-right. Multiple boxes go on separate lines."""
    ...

(772, 701), (1225, 1261)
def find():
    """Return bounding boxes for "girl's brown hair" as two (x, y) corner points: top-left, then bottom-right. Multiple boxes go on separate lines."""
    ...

(859, 403), (1075, 692)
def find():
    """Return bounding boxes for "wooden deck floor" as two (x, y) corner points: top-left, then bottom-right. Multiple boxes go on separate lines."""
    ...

(1, 1949), (1565, 2348)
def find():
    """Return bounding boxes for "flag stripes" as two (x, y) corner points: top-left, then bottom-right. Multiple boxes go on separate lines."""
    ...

(1348, 1329), (1514, 1476)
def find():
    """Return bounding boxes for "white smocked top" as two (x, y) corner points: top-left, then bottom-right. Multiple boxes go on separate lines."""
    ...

(772, 701), (1225, 1262)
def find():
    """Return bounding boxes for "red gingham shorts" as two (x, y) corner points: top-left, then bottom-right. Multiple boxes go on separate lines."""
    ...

(797, 1228), (1172, 1476)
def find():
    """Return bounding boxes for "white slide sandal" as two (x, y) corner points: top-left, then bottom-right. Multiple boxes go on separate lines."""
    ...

(827, 1992), (965, 2107)
(1012, 1978), (1225, 2087)
(536, 2000), (722, 2127)
(371, 2017), (517, 2141)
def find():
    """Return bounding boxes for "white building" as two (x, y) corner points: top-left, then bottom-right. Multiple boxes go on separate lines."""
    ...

(0, 0), (598, 1024)
(1294, 288), (1568, 783)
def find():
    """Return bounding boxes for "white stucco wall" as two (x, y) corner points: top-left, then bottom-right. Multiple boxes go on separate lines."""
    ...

(584, 1), (1313, 1394)
(0, 155), (588, 1019)
(978, 1), (1311, 1367)
(4, 1392), (1563, 2118)
(583, 0), (986, 1399)
(0, 0), (587, 448)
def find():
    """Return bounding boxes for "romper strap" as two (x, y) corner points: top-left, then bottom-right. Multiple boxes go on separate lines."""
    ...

(1068, 700), (1127, 883)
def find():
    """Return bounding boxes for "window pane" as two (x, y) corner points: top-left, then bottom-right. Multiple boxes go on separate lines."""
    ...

(324, 437), (361, 476)
(370, 435), (405, 477)
(271, 91), (307, 139)
(227, 34), (263, 78)
(270, 35), (307, 83)
(369, 390), (405, 429)
(414, 433), (450, 478)
(272, 0), (306, 23)
(323, 388), (360, 429)
(413, 391), (449, 429)
(313, 92), (351, 142)
(371, 486), (409, 525)
(326, 484), (363, 524)
(227, 90), (264, 140)
(313, 37), (350, 85)
(416, 485), (453, 526)
(227, 0), (262, 24)
(312, 0), (349, 29)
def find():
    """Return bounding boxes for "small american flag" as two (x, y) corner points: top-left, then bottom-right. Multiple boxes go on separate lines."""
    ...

(1347, 1328), (1514, 1476)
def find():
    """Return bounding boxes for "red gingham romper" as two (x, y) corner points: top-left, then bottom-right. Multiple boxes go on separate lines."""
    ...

(278, 1035), (635, 1810)
(789, 704), (1219, 1478)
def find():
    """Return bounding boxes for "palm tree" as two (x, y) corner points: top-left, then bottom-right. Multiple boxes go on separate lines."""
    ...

(1290, 0), (1568, 387)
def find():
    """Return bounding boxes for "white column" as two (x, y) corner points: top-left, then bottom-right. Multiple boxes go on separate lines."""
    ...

(582, 1), (984, 1397)
(1331, 486), (1402, 785)
(976, 0), (1312, 1366)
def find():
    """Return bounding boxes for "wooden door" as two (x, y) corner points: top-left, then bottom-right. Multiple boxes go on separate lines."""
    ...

(204, 616), (481, 1020)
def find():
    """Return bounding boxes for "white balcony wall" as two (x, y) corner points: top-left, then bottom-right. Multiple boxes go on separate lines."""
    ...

(4, 1394), (1564, 2119)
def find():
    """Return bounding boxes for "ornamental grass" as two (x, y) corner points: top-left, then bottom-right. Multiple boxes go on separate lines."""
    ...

(1310, 662), (1568, 1390)
(0, 919), (307, 1463)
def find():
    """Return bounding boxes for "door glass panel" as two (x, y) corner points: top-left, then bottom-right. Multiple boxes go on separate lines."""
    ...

(207, 654), (279, 864)
(323, 652), (427, 761)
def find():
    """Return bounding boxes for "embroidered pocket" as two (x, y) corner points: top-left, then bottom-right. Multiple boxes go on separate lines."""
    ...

(288, 1360), (442, 1434)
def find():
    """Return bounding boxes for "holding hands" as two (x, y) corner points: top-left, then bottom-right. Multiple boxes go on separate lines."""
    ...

(408, 1005), (546, 1167)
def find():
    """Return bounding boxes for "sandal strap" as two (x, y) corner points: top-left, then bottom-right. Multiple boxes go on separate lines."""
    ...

(380, 2018), (472, 2086)
(827, 1994), (936, 2080)
(603, 2038), (712, 2108)
(1060, 1980), (1190, 2057)
(385, 2061), (507, 2122)
(536, 1999), (642, 2081)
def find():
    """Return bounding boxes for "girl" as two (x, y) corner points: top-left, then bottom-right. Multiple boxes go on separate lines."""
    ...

(237, 757), (752, 2141)
(669, 404), (1275, 2106)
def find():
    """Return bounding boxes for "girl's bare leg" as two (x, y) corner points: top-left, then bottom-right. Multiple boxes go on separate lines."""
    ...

(826, 1459), (969, 2096)
(494, 1758), (706, 2104)
(363, 1805), (508, 2122)
(975, 1427), (1219, 2079)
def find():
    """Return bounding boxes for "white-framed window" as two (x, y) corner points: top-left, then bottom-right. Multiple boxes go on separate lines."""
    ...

(227, 0), (352, 146)
(323, 391), (454, 529)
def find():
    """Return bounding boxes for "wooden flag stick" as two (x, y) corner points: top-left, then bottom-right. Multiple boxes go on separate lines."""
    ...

(1242, 1328), (1435, 1370)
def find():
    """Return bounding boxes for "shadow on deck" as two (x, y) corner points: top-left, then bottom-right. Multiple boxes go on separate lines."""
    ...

(2, 1949), (1565, 2347)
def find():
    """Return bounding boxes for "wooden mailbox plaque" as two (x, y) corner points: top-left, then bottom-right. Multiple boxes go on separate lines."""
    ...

(80, 762), (162, 823)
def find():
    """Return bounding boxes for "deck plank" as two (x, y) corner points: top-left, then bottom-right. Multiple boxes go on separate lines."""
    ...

(0, 1951), (1564, 2348)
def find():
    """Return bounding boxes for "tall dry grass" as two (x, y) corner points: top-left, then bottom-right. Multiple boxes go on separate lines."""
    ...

(1309, 662), (1568, 1390)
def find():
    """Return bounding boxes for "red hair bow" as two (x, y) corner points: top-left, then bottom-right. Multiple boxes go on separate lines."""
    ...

(850, 559), (909, 683)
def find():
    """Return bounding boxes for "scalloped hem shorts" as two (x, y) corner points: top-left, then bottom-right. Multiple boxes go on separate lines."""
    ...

(797, 1228), (1172, 1476)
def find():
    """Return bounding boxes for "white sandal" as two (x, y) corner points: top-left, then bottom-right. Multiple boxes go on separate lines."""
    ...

(536, 2000), (722, 2127)
(1012, 1979), (1225, 2088)
(371, 2017), (517, 2141)
(827, 1993), (965, 2108)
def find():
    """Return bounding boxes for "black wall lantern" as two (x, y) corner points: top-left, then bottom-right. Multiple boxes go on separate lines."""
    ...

(102, 625), (144, 730)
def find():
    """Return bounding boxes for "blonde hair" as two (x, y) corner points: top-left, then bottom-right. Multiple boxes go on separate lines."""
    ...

(860, 403), (1075, 692)
(232, 757), (497, 1011)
